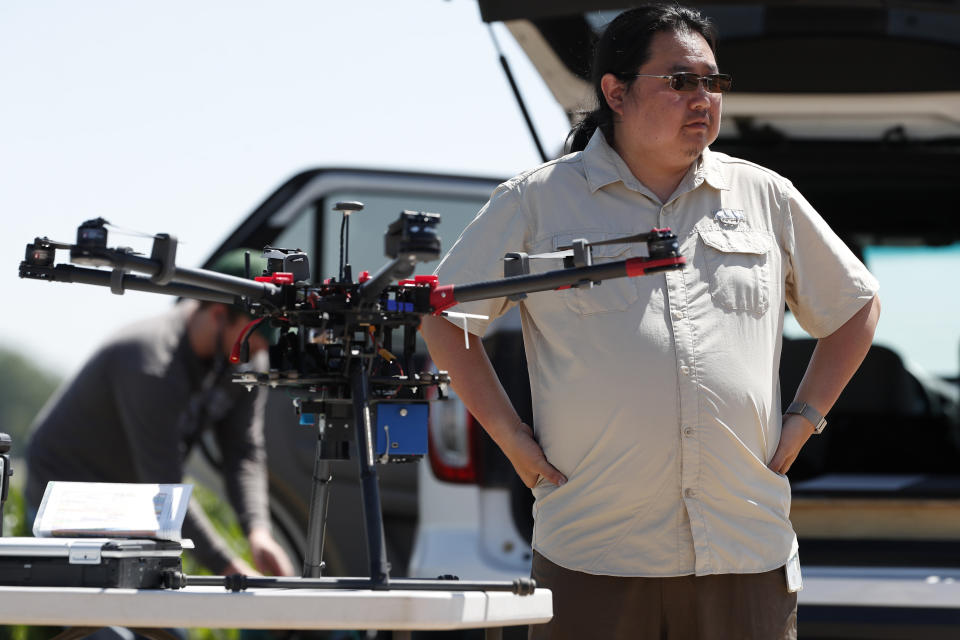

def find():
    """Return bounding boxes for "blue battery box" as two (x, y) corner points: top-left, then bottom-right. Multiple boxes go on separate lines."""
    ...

(375, 403), (429, 456)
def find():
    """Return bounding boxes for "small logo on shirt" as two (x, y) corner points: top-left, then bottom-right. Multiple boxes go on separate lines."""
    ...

(714, 208), (744, 227)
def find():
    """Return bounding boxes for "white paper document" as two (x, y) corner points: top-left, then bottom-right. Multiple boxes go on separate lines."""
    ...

(33, 481), (192, 540)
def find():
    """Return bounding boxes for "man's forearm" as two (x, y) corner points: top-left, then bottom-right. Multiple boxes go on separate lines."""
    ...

(769, 295), (881, 473)
(216, 383), (271, 534)
(793, 294), (881, 418)
(419, 315), (522, 445)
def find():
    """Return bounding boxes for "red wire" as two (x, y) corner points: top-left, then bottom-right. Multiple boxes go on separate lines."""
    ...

(229, 318), (263, 363)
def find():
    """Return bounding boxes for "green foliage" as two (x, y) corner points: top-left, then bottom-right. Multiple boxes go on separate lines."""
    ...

(0, 347), (62, 444)
(2, 482), (32, 537)
(0, 624), (62, 640)
(186, 481), (255, 572)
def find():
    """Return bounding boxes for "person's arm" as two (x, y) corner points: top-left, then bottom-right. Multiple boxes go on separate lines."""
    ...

(215, 365), (295, 577)
(420, 315), (566, 488)
(107, 347), (241, 572)
(246, 526), (294, 576)
(769, 294), (881, 474)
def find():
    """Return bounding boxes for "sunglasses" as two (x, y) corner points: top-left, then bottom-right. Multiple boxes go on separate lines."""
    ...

(631, 72), (732, 93)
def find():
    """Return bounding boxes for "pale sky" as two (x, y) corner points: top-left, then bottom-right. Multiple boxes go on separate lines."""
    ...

(1, 0), (570, 377)
(2, 1), (957, 380)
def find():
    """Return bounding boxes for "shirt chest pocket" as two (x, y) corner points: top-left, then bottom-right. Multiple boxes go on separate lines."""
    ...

(544, 232), (641, 315)
(696, 226), (772, 317)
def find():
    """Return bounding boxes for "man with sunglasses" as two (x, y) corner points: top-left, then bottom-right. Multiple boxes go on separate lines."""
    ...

(422, 4), (879, 639)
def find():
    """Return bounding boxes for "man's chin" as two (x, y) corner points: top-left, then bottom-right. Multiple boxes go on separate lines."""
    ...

(680, 128), (715, 156)
(682, 143), (708, 160)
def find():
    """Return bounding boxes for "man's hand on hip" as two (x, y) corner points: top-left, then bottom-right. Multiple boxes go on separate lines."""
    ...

(501, 422), (567, 488)
(768, 414), (814, 475)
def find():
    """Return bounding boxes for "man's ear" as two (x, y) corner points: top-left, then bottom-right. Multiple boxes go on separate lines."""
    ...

(600, 73), (627, 116)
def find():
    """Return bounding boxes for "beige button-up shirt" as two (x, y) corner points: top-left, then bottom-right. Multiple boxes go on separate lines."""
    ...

(433, 131), (879, 576)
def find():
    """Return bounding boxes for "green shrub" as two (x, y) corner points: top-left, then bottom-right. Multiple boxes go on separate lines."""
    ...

(0, 347), (61, 445)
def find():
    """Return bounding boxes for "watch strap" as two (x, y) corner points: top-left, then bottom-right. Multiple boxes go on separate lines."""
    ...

(785, 401), (827, 434)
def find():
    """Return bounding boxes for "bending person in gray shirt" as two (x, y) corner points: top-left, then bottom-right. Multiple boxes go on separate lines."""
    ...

(26, 299), (293, 577)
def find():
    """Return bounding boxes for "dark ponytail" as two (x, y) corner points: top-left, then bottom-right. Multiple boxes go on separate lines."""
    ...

(566, 3), (717, 153)
(568, 111), (607, 155)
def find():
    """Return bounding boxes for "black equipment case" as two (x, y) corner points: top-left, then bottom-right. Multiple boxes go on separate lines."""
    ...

(0, 537), (184, 588)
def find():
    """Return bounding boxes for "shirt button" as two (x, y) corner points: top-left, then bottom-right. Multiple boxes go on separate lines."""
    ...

(683, 427), (694, 437)
(684, 488), (697, 499)
(680, 365), (690, 376)
(672, 309), (684, 320)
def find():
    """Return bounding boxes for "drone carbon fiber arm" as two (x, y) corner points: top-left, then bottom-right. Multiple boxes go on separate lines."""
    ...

(428, 252), (685, 314)
(21, 213), (684, 314)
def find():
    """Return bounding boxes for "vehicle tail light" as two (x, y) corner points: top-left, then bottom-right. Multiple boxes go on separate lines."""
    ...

(427, 385), (484, 484)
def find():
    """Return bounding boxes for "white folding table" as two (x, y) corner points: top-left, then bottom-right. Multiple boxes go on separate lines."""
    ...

(0, 585), (553, 639)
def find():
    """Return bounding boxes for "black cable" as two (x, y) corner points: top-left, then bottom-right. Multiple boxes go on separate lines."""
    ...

(488, 24), (549, 163)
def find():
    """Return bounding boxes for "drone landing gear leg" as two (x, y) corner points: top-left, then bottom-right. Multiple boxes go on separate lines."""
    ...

(303, 450), (332, 578)
(350, 359), (391, 587)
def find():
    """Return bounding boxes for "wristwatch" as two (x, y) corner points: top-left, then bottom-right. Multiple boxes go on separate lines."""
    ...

(785, 401), (827, 434)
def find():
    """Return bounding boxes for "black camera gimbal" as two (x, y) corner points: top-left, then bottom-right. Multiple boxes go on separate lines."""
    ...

(19, 207), (685, 594)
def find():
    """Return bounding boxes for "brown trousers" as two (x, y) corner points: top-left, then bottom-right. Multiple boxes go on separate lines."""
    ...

(529, 551), (797, 640)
